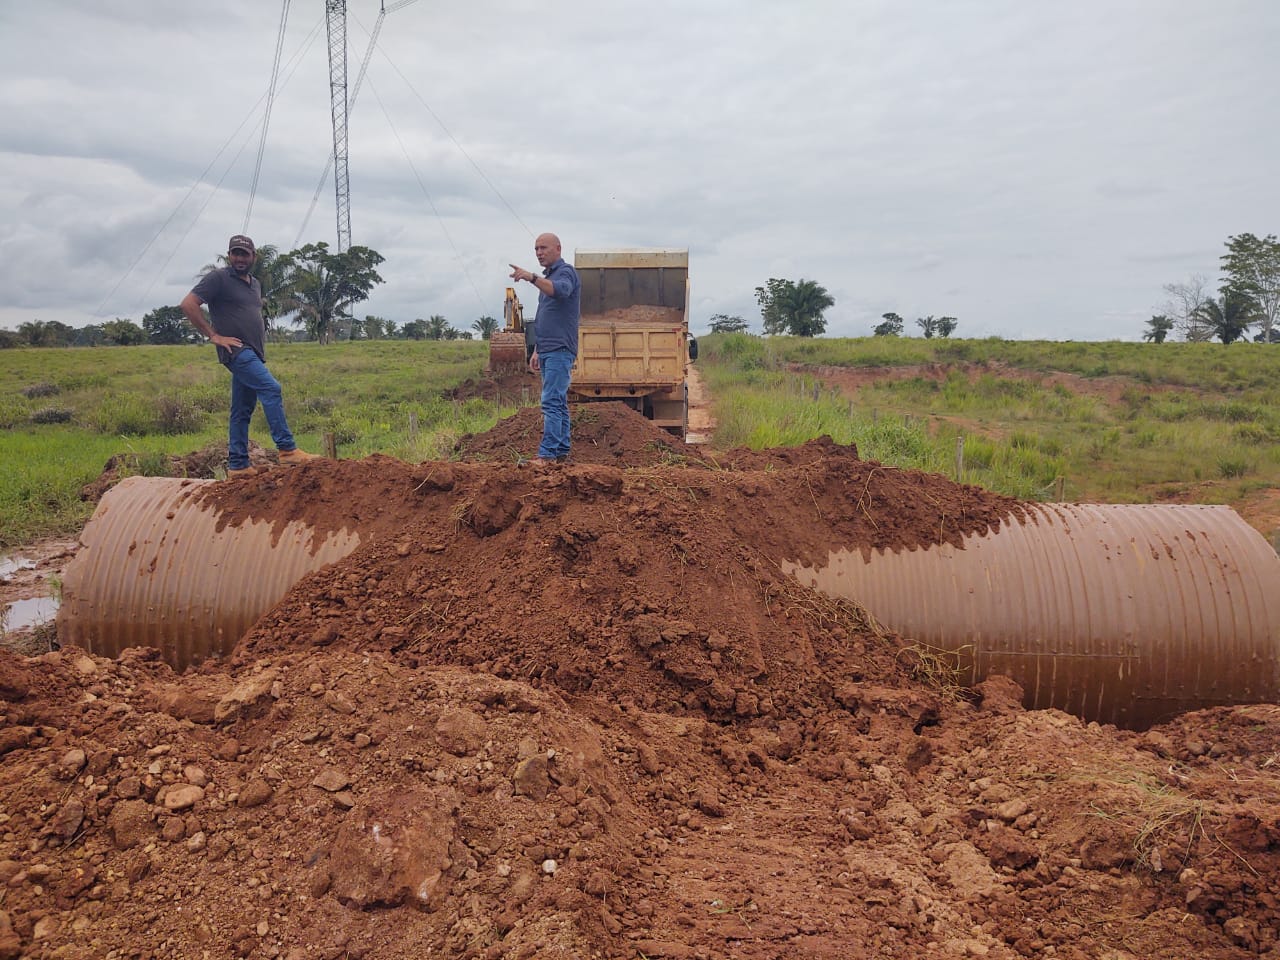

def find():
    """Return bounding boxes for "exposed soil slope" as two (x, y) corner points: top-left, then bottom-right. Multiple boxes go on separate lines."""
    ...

(1, 404), (1278, 960)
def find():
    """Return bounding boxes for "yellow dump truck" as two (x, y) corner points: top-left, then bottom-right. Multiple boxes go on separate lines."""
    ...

(571, 248), (695, 438)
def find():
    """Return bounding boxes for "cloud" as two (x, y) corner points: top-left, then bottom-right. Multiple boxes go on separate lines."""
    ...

(1, 1), (1277, 343)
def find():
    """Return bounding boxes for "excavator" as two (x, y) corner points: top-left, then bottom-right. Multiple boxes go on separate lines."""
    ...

(485, 287), (534, 375)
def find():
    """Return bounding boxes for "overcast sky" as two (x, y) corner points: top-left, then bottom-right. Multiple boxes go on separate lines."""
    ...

(1, 1), (1276, 340)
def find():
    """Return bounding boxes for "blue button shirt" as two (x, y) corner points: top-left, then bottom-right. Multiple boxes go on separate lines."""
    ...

(533, 258), (580, 357)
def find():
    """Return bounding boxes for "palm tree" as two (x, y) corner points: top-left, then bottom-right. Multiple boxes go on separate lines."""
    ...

(1143, 314), (1175, 343)
(1193, 291), (1256, 344)
(783, 279), (835, 336)
(277, 243), (385, 344)
(249, 245), (289, 332)
(425, 315), (452, 340)
(472, 315), (499, 340)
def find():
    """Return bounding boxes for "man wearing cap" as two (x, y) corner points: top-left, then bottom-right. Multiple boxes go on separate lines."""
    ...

(180, 235), (317, 478)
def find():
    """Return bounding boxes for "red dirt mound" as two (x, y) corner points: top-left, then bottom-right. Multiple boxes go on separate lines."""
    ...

(77, 441), (258, 503)
(3, 403), (1278, 960)
(453, 403), (706, 467)
(446, 369), (539, 405)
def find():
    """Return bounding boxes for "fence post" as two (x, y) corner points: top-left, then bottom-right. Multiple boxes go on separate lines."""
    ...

(954, 436), (965, 479)
(323, 432), (337, 459)
(409, 412), (418, 442)
(1054, 476), (1066, 501)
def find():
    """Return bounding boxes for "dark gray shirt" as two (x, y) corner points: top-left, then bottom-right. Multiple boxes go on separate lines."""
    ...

(191, 266), (266, 365)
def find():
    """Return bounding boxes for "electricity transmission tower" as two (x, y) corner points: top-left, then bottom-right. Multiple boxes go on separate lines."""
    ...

(325, 0), (352, 252)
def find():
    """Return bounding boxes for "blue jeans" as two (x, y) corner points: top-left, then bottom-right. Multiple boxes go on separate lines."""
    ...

(538, 349), (574, 459)
(226, 349), (296, 469)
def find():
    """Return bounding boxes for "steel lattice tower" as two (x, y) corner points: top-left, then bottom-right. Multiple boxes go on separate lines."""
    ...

(325, 0), (351, 251)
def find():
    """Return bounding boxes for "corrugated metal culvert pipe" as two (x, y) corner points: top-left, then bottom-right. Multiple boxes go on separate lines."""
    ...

(57, 477), (362, 669)
(785, 503), (1280, 729)
(58, 479), (1280, 728)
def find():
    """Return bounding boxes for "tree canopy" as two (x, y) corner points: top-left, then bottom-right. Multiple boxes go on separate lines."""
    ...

(472, 315), (499, 340)
(873, 312), (904, 337)
(915, 315), (958, 339)
(1194, 291), (1254, 344)
(1142, 314), (1175, 343)
(101, 318), (145, 346)
(277, 243), (385, 344)
(1220, 233), (1280, 343)
(143, 306), (199, 345)
(754, 278), (834, 336)
(708, 314), (749, 334)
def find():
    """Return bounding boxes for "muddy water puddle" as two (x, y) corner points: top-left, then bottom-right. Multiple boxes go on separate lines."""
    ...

(0, 556), (38, 580)
(2, 596), (59, 632)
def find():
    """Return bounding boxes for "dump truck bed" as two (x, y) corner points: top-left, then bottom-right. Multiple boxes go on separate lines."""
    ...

(572, 248), (691, 435)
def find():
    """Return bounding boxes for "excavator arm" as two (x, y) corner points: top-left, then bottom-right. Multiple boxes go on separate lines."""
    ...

(486, 287), (532, 374)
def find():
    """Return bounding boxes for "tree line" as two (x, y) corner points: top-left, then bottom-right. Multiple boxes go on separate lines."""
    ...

(1145, 233), (1279, 344)
(0, 240), (503, 349)
(706, 277), (958, 339)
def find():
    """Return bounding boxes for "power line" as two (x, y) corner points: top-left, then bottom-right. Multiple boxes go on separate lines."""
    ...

(374, 44), (533, 239)
(366, 73), (488, 315)
(125, 18), (325, 314)
(245, 0), (293, 232)
(95, 17), (323, 319)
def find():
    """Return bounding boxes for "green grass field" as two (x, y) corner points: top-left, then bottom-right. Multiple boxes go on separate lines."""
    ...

(699, 332), (1280, 514)
(0, 341), (517, 547)
(3, 335), (1279, 548)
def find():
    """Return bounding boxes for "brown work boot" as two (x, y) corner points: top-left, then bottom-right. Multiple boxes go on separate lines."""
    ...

(225, 466), (257, 480)
(278, 448), (319, 465)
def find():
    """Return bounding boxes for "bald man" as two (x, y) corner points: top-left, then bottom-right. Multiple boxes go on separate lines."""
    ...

(510, 233), (580, 463)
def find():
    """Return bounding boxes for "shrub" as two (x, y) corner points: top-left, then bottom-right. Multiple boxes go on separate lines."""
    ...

(188, 384), (226, 413)
(1232, 423), (1273, 445)
(1218, 456), (1253, 479)
(710, 332), (767, 370)
(0, 399), (28, 429)
(130, 451), (173, 477)
(85, 395), (155, 435)
(961, 437), (995, 469)
(29, 408), (73, 424)
(1131, 428), (1158, 448)
(1222, 401), (1262, 423)
(22, 382), (59, 399)
(154, 395), (204, 435)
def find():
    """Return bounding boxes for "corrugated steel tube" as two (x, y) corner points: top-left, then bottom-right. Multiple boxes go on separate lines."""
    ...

(785, 503), (1280, 729)
(57, 476), (362, 670)
(58, 480), (1280, 729)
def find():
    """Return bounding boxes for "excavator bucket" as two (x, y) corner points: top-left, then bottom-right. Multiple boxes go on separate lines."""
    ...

(487, 331), (528, 373)
(486, 287), (531, 375)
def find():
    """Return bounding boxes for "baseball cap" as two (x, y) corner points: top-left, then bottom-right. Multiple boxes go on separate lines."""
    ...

(228, 235), (255, 253)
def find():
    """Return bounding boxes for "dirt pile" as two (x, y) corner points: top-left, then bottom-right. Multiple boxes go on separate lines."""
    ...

(452, 403), (704, 468)
(78, 442), (275, 504)
(2, 404), (1279, 960)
